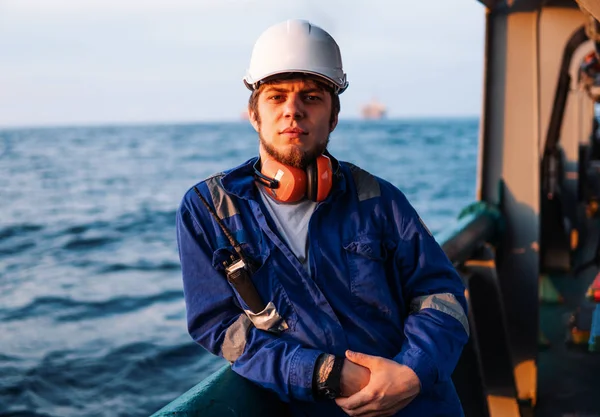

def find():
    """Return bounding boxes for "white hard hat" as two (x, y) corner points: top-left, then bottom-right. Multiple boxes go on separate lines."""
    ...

(243, 19), (348, 94)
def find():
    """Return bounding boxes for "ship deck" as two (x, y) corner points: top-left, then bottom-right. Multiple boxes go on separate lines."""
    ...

(535, 216), (600, 417)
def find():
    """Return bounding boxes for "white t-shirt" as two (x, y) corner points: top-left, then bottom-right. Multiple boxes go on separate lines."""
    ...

(258, 186), (317, 274)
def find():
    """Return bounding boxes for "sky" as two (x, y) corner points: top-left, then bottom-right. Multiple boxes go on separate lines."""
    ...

(0, 0), (486, 128)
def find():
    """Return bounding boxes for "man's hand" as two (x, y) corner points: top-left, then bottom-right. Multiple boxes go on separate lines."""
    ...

(335, 350), (421, 417)
(340, 358), (370, 397)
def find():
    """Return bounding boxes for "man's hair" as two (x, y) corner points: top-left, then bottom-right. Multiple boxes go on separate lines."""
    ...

(247, 73), (341, 126)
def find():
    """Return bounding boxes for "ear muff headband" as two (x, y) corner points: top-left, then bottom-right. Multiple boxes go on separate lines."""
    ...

(306, 161), (318, 202)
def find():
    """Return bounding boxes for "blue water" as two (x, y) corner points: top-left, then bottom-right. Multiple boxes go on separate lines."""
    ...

(0, 119), (479, 417)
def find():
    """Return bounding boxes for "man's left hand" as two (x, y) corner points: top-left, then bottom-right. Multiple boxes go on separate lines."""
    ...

(334, 350), (421, 417)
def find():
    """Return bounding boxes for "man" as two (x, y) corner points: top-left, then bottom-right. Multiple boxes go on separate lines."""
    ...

(177, 19), (469, 417)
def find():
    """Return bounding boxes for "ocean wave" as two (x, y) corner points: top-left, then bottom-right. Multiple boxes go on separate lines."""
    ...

(113, 210), (176, 234)
(62, 236), (118, 251)
(0, 224), (43, 241)
(98, 261), (180, 273)
(0, 411), (54, 417)
(0, 341), (208, 417)
(1, 291), (183, 322)
(62, 222), (110, 236)
(0, 241), (36, 256)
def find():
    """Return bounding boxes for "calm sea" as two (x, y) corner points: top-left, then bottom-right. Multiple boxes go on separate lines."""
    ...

(0, 118), (478, 416)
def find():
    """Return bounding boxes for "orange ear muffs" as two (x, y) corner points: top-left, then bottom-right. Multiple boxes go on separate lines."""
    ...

(306, 155), (333, 202)
(259, 158), (307, 203)
(255, 155), (333, 203)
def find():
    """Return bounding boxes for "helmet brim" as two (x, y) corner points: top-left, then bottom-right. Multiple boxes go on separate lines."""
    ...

(244, 70), (348, 94)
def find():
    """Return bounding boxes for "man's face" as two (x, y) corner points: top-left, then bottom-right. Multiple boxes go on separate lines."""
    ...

(250, 78), (338, 169)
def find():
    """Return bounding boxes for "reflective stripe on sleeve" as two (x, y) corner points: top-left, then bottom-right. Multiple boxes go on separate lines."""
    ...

(221, 314), (252, 362)
(410, 293), (469, 336)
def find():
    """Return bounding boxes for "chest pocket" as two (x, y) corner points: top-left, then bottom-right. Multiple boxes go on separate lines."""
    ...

(211, 243), (297, 333)
(343, 237), (397, 318)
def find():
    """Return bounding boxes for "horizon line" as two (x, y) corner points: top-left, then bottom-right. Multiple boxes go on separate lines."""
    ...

(0, 115), (480, 132)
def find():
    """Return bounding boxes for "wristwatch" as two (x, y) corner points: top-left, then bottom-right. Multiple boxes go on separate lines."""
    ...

(313, 354), (345, 400)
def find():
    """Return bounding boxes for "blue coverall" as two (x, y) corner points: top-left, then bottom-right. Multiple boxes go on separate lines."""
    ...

(176, 156), (469, 416)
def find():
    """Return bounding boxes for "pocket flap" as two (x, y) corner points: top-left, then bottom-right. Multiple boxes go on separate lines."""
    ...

(211, 246), (236, 271)
(211, 243), (270, 271)
(343, 239), (385, 261)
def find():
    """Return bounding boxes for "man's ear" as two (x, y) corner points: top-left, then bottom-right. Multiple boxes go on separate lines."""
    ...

(249, 110), (259, 132)
(329, 113), (338, 133)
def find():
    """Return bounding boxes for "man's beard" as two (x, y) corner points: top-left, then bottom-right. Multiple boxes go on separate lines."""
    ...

(259, 132), (329, 169)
